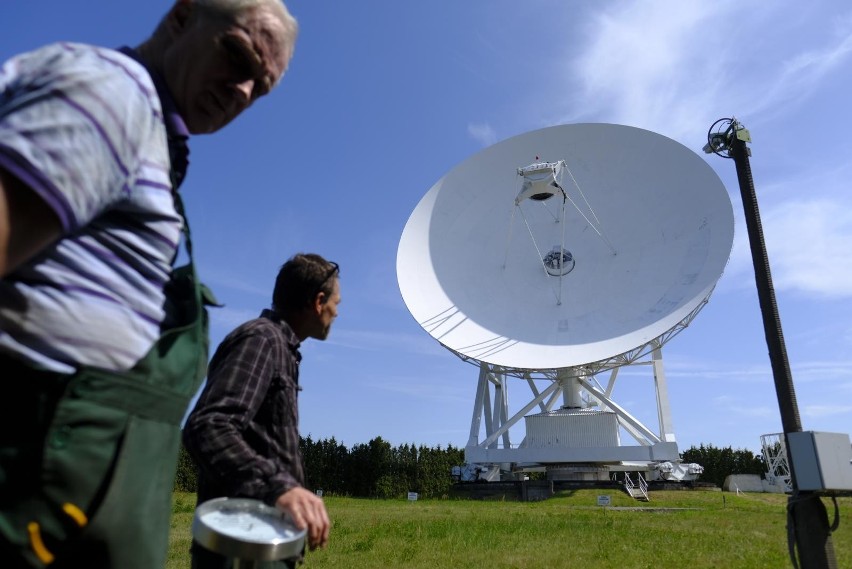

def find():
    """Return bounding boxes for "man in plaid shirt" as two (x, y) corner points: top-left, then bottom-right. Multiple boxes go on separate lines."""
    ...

(184, 253), (339, 568)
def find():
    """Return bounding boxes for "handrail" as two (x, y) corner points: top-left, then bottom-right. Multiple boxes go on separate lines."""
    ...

(637, 472), (649, 501)
(624, 473), (634, 494)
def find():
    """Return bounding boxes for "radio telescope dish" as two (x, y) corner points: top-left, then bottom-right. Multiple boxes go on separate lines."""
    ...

(397, 123), (734, 372)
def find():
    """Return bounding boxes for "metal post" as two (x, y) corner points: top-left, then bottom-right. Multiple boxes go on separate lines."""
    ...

(708, 118), (837, 568)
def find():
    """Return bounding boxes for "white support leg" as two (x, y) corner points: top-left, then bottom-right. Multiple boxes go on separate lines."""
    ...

(651, 345), (677, 443)
(468, 364), (489, 447)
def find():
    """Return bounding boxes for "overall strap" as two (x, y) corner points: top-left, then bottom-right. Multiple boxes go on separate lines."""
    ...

(171, 189), (196, 262)
(167, 128), (196, 263)
(167, 132), (220, 314)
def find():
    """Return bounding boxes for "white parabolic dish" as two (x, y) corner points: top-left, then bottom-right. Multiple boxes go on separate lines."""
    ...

(397, 123), (735, 371)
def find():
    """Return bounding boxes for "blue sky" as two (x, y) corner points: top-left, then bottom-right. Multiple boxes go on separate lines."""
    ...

(5, 1), (851, 456)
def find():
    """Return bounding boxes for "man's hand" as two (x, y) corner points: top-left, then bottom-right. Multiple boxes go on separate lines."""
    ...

(275, 487), (330, 551)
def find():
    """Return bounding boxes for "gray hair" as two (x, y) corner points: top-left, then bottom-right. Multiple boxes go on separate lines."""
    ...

(193, 0), (298, 66)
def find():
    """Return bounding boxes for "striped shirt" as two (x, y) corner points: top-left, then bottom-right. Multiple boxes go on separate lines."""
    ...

(0, 42), (184, 373)
(183, 310), (305, 506)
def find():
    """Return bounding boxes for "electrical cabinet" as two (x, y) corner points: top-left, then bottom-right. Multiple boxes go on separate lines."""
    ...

(787, 431), (852, 492)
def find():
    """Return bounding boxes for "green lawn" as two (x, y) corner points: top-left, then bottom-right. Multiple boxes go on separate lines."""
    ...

(169, 490), (851, 569)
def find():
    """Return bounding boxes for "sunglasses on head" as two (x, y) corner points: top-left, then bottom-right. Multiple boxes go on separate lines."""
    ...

(315, 261), (339, 300)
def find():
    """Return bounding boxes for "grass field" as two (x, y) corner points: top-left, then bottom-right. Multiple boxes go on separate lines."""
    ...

(169, 490), (851, 568)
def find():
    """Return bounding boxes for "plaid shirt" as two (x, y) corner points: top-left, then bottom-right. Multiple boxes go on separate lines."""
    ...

(183, 309), (304, 506)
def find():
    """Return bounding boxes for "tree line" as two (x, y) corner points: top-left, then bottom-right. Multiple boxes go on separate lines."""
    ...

(174, 435), (465, 499)
(174, 438), (765, 497)
(682, 443), (765, 488)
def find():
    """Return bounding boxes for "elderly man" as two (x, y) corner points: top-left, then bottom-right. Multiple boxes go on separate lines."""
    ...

(0, 1), (297, 567)
(184, 253), (339, 568)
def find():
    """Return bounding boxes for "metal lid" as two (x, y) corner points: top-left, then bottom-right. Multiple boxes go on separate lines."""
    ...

(192, 497), (306, 561)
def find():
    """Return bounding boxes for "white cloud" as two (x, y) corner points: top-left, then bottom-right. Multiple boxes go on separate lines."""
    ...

(712, 159), (852, 299)
(365, 377), (470, 405)
(761, 199), (852, 298)
(729, 405), (777, 419)
(669, 363), (771, 382)
(707, 398), (782, 430)
(746, 19), (852, 121)
(321, 327), (449, 357)
(209, 306), (260, 333)
(664, 355), (852, 385)
(802, 404), (852, 419)
(467, 122), (498, 147)
(203, 271), (271, 298)
(565, 2), (743, 140)
(559, 3), (852, 146)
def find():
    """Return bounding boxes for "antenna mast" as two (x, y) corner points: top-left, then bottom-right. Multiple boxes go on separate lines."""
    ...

(704, 117), (838, 569)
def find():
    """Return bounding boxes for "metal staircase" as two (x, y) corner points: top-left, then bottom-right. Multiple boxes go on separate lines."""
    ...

(624, 472), (649, 501)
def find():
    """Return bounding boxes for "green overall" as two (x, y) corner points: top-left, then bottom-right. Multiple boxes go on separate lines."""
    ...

(0, 198), (215, 568)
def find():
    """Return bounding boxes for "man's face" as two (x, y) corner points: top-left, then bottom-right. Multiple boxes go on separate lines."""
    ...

(311, 277), (340, 341)
(163, 4), (290, 134)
